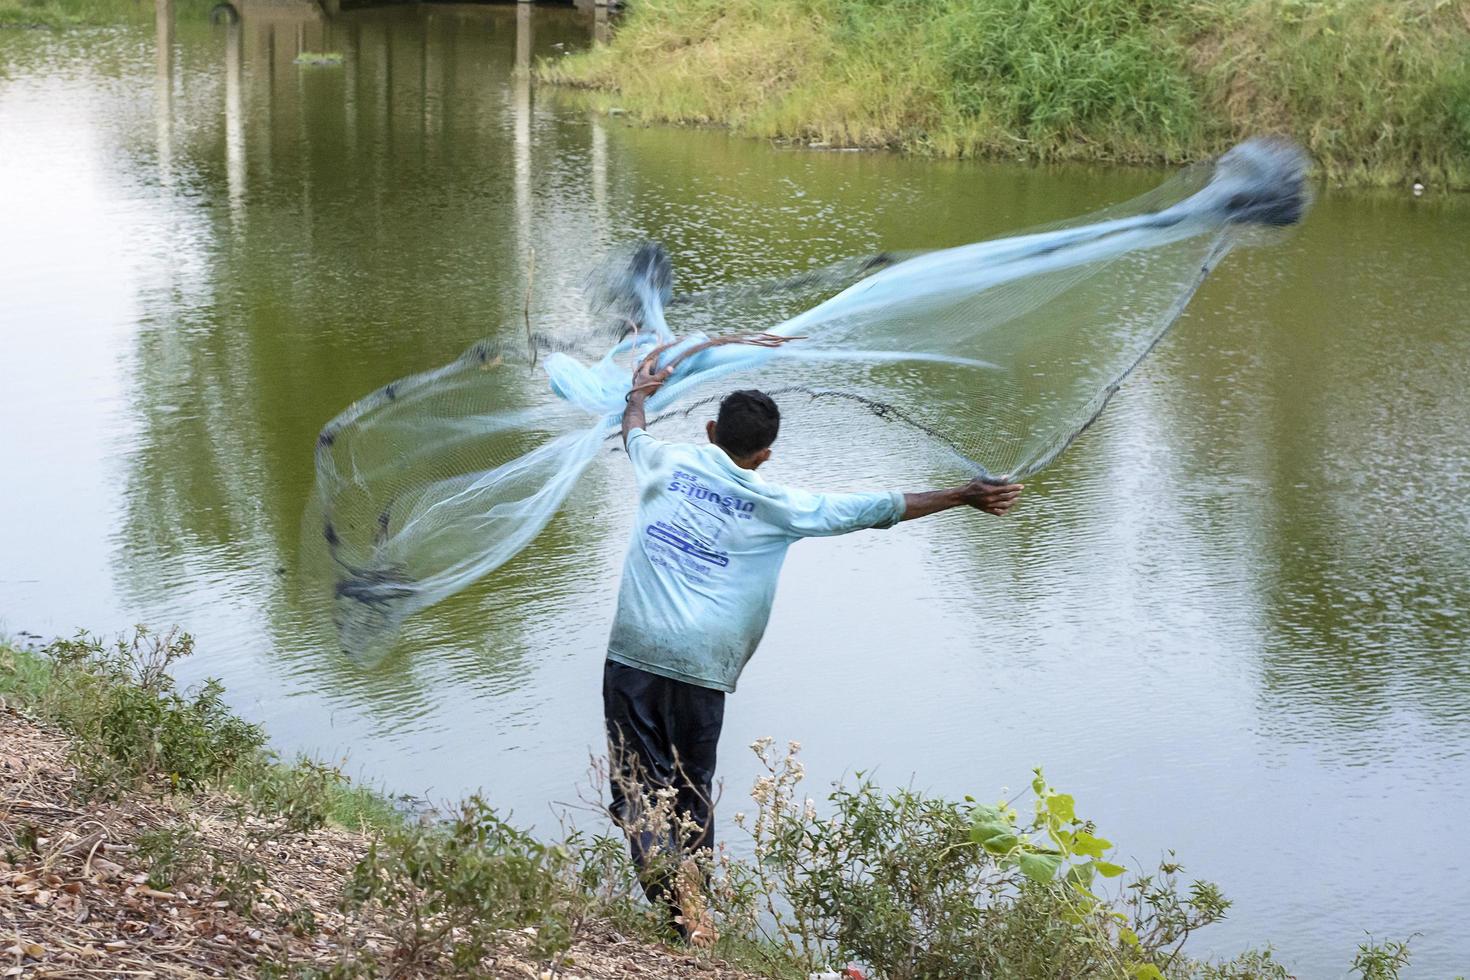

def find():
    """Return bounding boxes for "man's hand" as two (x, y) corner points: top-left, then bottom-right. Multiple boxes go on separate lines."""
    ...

(623, 342), (675, 448)
(629, 342), (675, 401)
(962, 478), (1023, 516)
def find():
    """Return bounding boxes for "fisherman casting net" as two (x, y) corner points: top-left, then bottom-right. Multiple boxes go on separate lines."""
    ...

(307, 138), (1310, 658)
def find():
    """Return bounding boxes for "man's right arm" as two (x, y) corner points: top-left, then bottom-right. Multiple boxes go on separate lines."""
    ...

(622, 388), (650, 449)
(622, 343), (674, 450)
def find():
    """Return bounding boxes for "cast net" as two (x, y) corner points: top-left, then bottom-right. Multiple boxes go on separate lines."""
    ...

(307, 138), (1310, 657)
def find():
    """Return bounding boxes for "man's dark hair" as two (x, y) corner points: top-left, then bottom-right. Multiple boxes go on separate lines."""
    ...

(714, 390), (780, 457)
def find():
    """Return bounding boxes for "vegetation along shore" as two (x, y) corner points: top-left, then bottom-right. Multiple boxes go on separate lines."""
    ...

(542, 0), (1470, 190)
(1, 628), (1419, 978)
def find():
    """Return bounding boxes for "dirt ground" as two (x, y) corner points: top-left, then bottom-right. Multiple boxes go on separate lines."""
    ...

(0, 707), (765, 979)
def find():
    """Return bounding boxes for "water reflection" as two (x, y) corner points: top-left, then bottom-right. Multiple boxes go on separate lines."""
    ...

(114, 3), (611, 698)
(1246, 202), (1470, 742)
(1, 6), (1468, 974)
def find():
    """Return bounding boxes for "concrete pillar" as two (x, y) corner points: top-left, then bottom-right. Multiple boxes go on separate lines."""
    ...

(515, 0), (533, 74)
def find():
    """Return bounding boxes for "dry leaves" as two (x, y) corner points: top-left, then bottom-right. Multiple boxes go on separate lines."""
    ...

(0, 706), (768, 979)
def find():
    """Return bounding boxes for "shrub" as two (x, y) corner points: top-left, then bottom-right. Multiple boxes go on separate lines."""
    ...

(723, 738), (1299, 979)
(135, 820), (271, 914)
(136, 823), (209, 891)
(1351, 937), (1412, 980)
(236, 755), (350, 834)
(39, 627), (266, 793)
(342, 795), (590, 974)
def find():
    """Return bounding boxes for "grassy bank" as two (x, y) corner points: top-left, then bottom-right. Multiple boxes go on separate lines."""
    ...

(1, 630), (773, 978)
(1, 630), (1416, 978)
(542, 0), (1470, 189)
(0, 0), (137, 29)
(0, 0), (213, 30)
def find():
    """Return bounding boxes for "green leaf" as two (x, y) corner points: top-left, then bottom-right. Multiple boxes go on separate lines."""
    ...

(1129, 965), (1164, 980)
(1066, 862), (1096, 890)
(1046, 793), (1076, 824)
(1118, 926), (1140, 947)
(1072, 831), (1113, 858)
(970, 805), (1014, 846)
(980, 832), (1021, 855)
(1016, 850), (1063, 883)
(973, 803), (1003, 820)
(1094, 860), (1126, 878)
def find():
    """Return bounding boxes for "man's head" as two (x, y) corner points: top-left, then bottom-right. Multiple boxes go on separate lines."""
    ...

(707, 389), (780, 470)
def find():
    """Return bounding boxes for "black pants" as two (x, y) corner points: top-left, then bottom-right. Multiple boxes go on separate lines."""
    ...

(602, 659), (725, 919)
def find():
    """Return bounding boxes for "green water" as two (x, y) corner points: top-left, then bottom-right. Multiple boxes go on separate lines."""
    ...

(1, 5), (1467, 975)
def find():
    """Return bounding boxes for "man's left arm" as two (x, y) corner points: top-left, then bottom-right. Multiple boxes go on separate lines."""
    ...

(780, 479), (1022, 538)
(900, 479), (1023, 521)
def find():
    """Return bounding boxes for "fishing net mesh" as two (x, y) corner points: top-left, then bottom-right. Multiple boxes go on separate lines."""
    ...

(307, 138), (1310, 657)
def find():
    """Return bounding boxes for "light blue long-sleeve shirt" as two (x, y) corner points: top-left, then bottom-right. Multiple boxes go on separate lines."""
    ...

(606, 428), (905, 693)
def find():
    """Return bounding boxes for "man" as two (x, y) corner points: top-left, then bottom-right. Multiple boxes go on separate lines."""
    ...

(605, 347), (1023, 944)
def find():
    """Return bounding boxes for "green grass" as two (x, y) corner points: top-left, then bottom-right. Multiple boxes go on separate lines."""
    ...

(541, 0), (1470, 189)
(0, 0), (135, 28)
(0, 634), (407, 835)
(0, 642), (49, 700)
(0, 0), (216, 30)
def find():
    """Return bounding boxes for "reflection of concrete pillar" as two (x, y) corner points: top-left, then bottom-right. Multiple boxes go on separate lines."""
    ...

(225, 16), (246, 224)
(379, 23), (392, 154)
(421, 13), (437, 140)
(590, 114), (607, 214)
(343, 21), (358, 155)
(155, 0), (174, 183)
(514, 3), (532, 280)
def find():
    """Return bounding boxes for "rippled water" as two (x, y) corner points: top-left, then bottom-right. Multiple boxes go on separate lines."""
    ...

(2, 5), (1468, 976)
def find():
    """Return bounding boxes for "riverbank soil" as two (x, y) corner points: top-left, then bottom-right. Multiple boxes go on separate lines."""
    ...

(0, 707), (763, 979)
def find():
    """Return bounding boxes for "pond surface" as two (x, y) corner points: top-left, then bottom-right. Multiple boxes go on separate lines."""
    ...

(2, 5), (1468, 976)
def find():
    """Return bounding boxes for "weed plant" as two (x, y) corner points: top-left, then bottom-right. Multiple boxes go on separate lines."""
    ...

(342, 795), (593, 973)
(39, 627), (266, 793)
(135, 821), (270, 913)
(712, 738), (1246, 979)
(543, 0), (1470, 188)
(1, 630), (401, 832)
